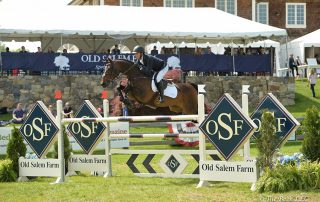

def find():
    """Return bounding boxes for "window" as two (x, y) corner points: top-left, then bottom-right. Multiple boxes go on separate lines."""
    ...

(121, 0), (142, 7)
(216, 0), (236, 15)
(286, 3), (306, 28)
(165, 0), (194, 8)
(256, 2), (268, 24)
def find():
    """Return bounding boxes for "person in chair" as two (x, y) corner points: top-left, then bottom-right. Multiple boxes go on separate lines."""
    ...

(132, 45), (168, 102)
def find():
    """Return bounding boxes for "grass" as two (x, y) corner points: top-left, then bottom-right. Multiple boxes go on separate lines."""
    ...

(1, 79), (320, 201)
(286, 78), (320, 118)
(1, 140), (319, 202)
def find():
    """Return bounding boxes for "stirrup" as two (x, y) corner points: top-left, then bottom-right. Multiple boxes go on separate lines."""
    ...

(159, 96), (164, 103)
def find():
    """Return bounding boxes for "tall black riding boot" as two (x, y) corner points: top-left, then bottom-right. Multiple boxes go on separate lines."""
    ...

(157, 81), (165, 103)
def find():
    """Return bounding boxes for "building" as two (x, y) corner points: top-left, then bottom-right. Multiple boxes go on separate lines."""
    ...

(69, 0), (320, 40)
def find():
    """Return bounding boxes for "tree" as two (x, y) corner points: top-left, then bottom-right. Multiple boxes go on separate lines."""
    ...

(6, 127), (27, 177)
(301, 106), (320, 161)
(256, 110), (281, 171)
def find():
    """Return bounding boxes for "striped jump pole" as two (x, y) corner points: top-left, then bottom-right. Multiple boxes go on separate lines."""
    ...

(61, 114), (199, 124)
(109, 133), (200, 139)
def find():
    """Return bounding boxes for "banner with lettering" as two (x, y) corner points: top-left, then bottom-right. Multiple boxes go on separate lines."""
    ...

(0, 52), (271, 73)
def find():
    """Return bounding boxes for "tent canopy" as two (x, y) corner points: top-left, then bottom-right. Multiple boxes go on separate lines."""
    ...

(290, 29), (320, 47)
(280, 29), (320, 68)
(0, 4), (287, 47)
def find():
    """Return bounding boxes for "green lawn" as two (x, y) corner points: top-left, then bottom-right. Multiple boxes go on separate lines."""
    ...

(1, 140), (319, 202)
(287, 78), (320, 118)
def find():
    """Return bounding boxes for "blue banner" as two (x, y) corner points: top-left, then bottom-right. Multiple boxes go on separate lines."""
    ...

(0, 52), (271, 73)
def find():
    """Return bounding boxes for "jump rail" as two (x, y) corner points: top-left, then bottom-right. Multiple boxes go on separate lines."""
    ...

(109, 133), (199, 139)
(61, 115), (199, 124)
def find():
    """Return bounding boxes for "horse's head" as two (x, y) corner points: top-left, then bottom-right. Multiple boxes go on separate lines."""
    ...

(101, 58), (136, 88)
(101, 58), (118, 88)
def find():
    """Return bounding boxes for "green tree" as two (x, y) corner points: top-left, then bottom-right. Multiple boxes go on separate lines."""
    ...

(256, 110), (281, 171)
(6, 127), (27, 177)
(301, 106), (320, 161)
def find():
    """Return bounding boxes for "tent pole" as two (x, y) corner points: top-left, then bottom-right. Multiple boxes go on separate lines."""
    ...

(285, 36), (289, 77)
(0, 51), (2, 76)
(232, 40), (235, 76)
(0, 36), (3, 76)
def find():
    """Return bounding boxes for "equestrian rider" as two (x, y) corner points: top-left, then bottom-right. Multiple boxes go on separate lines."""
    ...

(132, 45), (168, 102)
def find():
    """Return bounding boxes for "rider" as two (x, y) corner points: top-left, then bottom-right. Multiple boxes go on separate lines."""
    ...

(132, 45), (168, 102)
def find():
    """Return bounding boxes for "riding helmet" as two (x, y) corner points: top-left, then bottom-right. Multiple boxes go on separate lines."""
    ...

(132, 45), (144, 53)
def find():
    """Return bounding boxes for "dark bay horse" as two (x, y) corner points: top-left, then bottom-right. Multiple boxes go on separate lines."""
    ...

(101, 58), (198, 114)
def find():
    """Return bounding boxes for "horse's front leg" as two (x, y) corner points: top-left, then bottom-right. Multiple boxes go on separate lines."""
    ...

(117, 85), (126, 102)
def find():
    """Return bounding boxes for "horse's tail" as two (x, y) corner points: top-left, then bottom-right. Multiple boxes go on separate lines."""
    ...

(189, 83), (198, 92)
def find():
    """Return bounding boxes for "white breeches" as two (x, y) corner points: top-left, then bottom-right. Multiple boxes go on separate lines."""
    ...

(156, 65), (169, 82)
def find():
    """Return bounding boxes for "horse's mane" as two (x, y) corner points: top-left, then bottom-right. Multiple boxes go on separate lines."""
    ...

(115, 58), (134, 65)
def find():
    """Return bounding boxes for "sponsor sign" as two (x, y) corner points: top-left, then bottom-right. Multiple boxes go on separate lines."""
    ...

(69, 122), (129, 150)
(19, 158), (60, 177)
(0, 127), (33, 155)
(199, 160), (258, 182)
(251, 93), (300, 146)
(66, 100), (107, 154)
(199, 93), (257, 161)
(19, 101), (59, 158)
(68, 154), (107, 172)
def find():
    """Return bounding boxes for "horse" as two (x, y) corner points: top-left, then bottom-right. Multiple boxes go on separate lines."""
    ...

(100, 58), (198, 115)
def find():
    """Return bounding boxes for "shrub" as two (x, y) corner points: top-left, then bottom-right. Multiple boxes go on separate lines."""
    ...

(256, 110), (281, 171)
(256, 164), (301, 193)
(0, 159), (16, 182)
(53, 126), (72, 173)
(300, 161), (320, 190)
(6, 127), (27, 177)
(257, 161), (320, 193)
(301, 106), (320, 162)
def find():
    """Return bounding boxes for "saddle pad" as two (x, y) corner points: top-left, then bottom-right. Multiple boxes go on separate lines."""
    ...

(151, 79), (178, 98)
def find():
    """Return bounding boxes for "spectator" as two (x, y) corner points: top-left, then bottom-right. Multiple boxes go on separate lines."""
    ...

(151, 46), (158, 55)
(48, 104), (55, 116)
(112, 44), (120, 54)
(12, 103), (25, 124)
(107, 49), (111, 54)
(160, 46), (166, 54)
(97, 107), (103, 116)
(205, 46), (213, 54)
(295, 56), (303, 66)
(289, 54), (299, 77)
(223, 47), (231, 55)
(308, 68), (317, 98)
(63, 102), (73, 118)
(47, 47), (54, 53)
(20, 46), (27, 53)
(257, 46), (264, 55)
(246, 46), (252, 55)
(5, 47), (10, 52)
(238, 47), (245, 55)
(37, 47), (42, 53)
(78, 48), (84, 53)
(63, 49), (68, 54)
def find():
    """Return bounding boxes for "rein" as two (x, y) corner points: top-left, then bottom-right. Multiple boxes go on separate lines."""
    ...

(122, 63), (137, 75)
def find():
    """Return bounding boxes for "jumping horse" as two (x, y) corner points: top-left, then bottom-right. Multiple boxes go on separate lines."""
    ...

(101, 58), (198, 115)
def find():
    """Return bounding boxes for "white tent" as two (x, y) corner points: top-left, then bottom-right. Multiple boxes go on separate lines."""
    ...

(280, 29), (320, 69)
(0, 3), (287, 52)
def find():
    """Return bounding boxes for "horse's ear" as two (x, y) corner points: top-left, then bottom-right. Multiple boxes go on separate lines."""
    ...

(108, 57), (113, 63)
